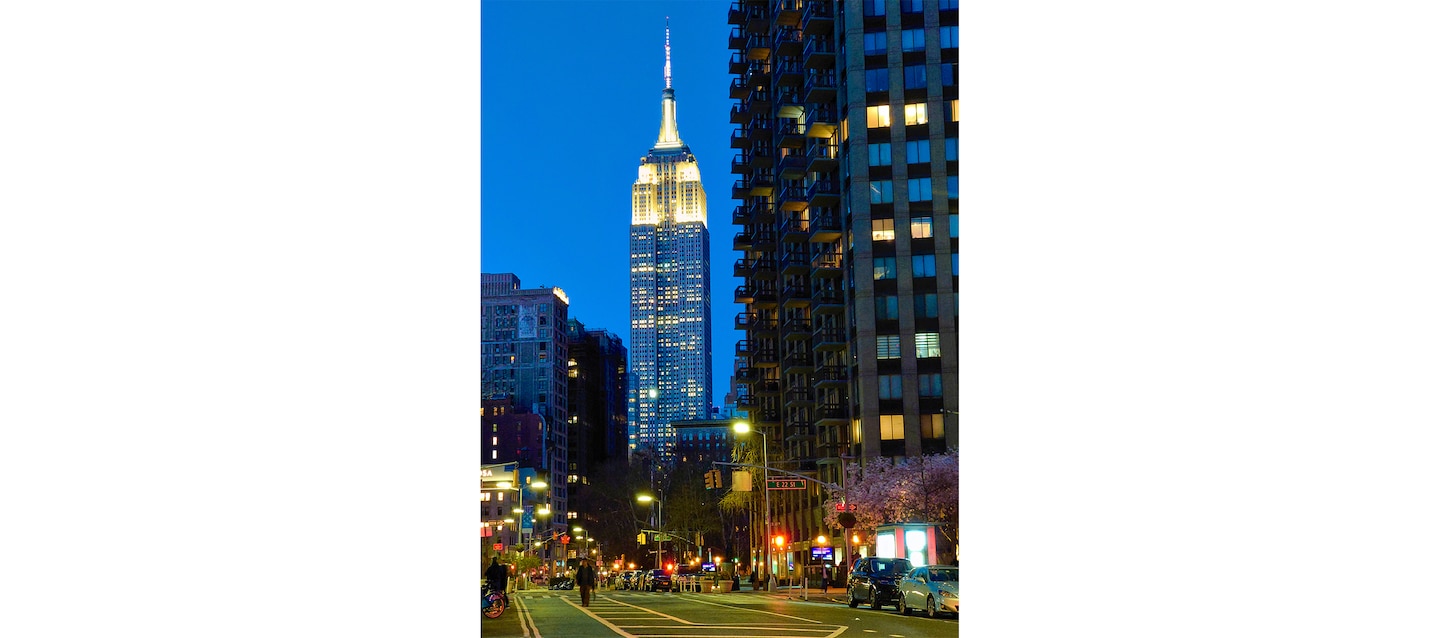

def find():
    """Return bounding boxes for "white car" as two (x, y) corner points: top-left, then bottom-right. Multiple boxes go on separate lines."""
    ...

(898, 565), (958, 618)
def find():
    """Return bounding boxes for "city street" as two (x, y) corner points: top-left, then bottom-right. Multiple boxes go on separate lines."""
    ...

(484, 587), (957, 638)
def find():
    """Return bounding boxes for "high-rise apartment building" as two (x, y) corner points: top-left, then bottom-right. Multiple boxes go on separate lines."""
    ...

(729, 0), (958, 574)
(481, 272), (571, 539)
(565, 319), (628, 530)
(629, 26), (713, 464)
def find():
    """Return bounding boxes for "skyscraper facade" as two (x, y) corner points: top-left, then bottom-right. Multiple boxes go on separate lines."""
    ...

(481, 272), (571, 539)
(729, 0), (958, 573)
(629, 26), (713, 464)
(565, 319), (629, 531)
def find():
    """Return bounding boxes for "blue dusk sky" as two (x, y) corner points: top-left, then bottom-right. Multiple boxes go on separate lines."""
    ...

(481, 0), (742, 402)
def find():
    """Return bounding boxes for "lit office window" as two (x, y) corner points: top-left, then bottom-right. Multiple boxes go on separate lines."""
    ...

(871, 220), (895, 242)
(870, 180), (894, 204)
(873, 257), (897, 280)
(911, 216), (933, 239)
(901, 29), (925, 52)
(920, 414), (945, 439)
(880, 414), (904, 439)
(916, 332), (941, 358)
(878, 374), (902, 400)
(866, 105), (891, 128)
(904, 103), (928, 125)
(877, 335), (901, 359)
(918, 372), (944, 397)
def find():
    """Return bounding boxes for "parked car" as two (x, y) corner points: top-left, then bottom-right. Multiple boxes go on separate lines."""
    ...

(898, 565), (958, 618)
(846, 557), (913, 610)
(618, 570), (638, 590)
(548, 577), (574, 590)
(644, 568), (672, 592)
(624, 570), (646, 590)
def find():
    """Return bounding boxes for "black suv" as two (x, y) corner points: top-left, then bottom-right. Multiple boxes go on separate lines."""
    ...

(847, 557), (914, 610)
(644, 569), (672, 592)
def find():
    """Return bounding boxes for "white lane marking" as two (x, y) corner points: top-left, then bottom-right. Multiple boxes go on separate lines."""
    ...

(672, 594), (826, 624)
(559, 597), (636, 638)
(594, 597), (694, 624)
(515, 596), (542, 638)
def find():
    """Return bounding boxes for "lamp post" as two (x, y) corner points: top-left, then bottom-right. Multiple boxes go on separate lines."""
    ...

(637, 490), (664, 571)
(732, 421), (771, 592)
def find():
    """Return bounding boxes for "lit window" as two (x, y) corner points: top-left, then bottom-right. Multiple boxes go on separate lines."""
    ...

(868, 143), (891, 166)
(920, 414), (945, 439)
(871, 220), (895, 243)
(901, 29), (925, 52)
(877, 335), (901, 359)
(945, 138), (957, 161)
(862, 0), (885, 17)
(840, 117), (848, 142)
(913, 254), (936, 277)
(904, 103), (928, 126)
(947, 175), (958, 199)
(880, 414), (904, 440)
(916, 332), (941, 358)
(911, 216), (932, 239)
(901, 0), (924, 13)
(866, 105), (891, 128)
(939, 26), (958, 49)
(870, 180), (894, 204)
(949, 214), (958, 238)
(908, 177), (932, 201)
(905, 140), (930, 164)
(481, 492), (491, 502)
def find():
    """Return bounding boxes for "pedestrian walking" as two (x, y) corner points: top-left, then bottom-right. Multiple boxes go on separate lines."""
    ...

(821, 566), (830, 594)
(485, 556), (509, 594)
(576, 558), (597, 607)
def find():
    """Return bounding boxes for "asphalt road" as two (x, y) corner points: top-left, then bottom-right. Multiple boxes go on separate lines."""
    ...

(483, 588), (957, 638)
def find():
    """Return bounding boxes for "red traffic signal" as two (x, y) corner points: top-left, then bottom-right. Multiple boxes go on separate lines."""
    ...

(560, 535), (570, 545)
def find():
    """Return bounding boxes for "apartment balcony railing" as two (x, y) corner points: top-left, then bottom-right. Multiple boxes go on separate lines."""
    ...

(781, 315), (811, 334)
(752, 257), (777, 277)
(775, 59), (803, 88)
(753, 286), (778, 306)
(802, 34), (836, 66)
(777, 184), (808, 212)
(735, 366), (758, 381)
(752, 348), (780, 366)
(748, 200), (774, 221)
(735, 339), (754, 356)
(814, 365), (848, 385)
(778, 214), (809, 241)
(730, 127), (749, 148)
(785, 387), (814, 404)
(753, 379), (782, 395)
(815, 402), (848, 422)
(773, 0), (802, 26)
(785, 425), (816, 442)
(728, 51), (747, 74)
(801, 0), (834, 35)
(813, 327), (846, 350)
(729, 98), (754, 124)
(776, 26), (802, 57)
(777, 152), (806, 179)
(728, 27), (746, 51)
(733, 257), (754, 277)
(745, 33), (771, 60)
(782, 351), (814, 371)
(727, 2), (745, 25)
(809, 212), (842, 243)
(734, 284), (755, 304)
(779, 250), (809, 275)
(806, 179), (839, 204)
(804, 105), (837, 138)
(803, 71), (836, 104)
(752, 230), (777, 248)
(735, 311), (757, 330)
(731, 152), (751, 174)
(805, 140), (838, 174)
(776, 121), (806, 148)
(810, 250), (842, 272)
(732, 205), (749, 225)
(732, 227), (753, 250)
(812, 288), (845, 309)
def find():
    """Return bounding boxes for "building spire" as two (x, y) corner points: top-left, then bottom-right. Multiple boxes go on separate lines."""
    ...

(655, 19), (683, 149)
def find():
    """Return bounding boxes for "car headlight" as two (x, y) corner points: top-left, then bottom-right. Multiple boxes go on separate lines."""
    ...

(941, 591), (958, 600)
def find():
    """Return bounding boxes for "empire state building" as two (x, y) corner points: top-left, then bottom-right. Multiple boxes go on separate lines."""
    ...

(629, 25), (711, 463)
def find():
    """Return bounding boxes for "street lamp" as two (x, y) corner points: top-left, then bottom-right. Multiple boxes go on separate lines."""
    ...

(732, 420), (772, 592)
(637, 490), (665, 571)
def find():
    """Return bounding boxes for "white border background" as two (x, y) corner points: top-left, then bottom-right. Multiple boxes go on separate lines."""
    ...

(3, 1), (1438, 636)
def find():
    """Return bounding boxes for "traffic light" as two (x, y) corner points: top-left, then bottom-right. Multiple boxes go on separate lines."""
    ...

(704, 470), (714, 489)
(712, 469), (723, 489)
(773, 534), (786, 548)
(637, 532), (647, 545)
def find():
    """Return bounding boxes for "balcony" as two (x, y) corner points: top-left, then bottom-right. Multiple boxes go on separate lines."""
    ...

(735, 393), (756, 409)
(753, 257), (777, 278)
(735, 339), (753, 356)
(782, 350), (814, 373)
(804, 105), (837, 138)
(729, 75), (749, 99)
(776, 121), (806, 148)
(775, 27), (802, 58)
(752, 230), (777, 249)
(753, 285), (778, 307)
(752, 144), (775, 169)
(806, 179), (839, 205)
(815, 402), (848, 423)
(746, 62), (770, 87)
(810, 250), (842, 274)
(773, 0), (801, 26)
(745, 33), (771, 60)
(753, 379), (782, 395)
(777, 152), (806, 179)
(732, 227), (753, 250)
(782, 314), (811, 335)
(729, 98), (754, 124)
(815, 365), (848, 386)
(780, 250), (809, 276)
(779, 214), (809, 242)
(805, 140), (838, 174)
(777, 184), (808, 212)
(802, 34), (836, 68)
(781, 283), (811, 308)
(803, 71), (836, 105)
(752, 348), (780, 367)
(730, 127), (749, 148)
(813, 327), (846, 351)
(733, 257), (754, 277)
(728, 51), (747, 74)
(728, 2), (745, 25)
(735, 366), (758, 382)
(801, 0), (834, 36)
(745, 2), (769, 31)
(749, 85), (771, 110)
(734, 284), (755, 304)
(751, 172), (775, 197)
(731, 152), (751, 175)
(753, 409), (781, 424)
(809, 211), (842, 242)
(785, 426), (815, 443)
(731, 204), (749, 225)
(748, 199), (774, 222)
(735, 311), (758, 330)
(812, 288), (845, 311)
(728, 27), (746, 51)
(785, 387), (814, 405)
(732, 178), (753, 200)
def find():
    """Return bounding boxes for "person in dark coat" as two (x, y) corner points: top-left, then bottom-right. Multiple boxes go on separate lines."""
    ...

(576, 558), (598, 607)
(485, 556), (509, 593)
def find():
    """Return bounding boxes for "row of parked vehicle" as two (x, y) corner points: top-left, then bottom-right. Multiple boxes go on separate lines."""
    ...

(846, 557), (958, 619)
(617, 569), (672, 592)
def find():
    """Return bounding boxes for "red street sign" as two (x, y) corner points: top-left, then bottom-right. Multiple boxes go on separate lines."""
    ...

(492, 543), (502, 551)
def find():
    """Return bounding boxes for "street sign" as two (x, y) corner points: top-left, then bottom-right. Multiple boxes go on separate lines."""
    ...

(766, 478), (805, 490)
(493, 543), (503, 551)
